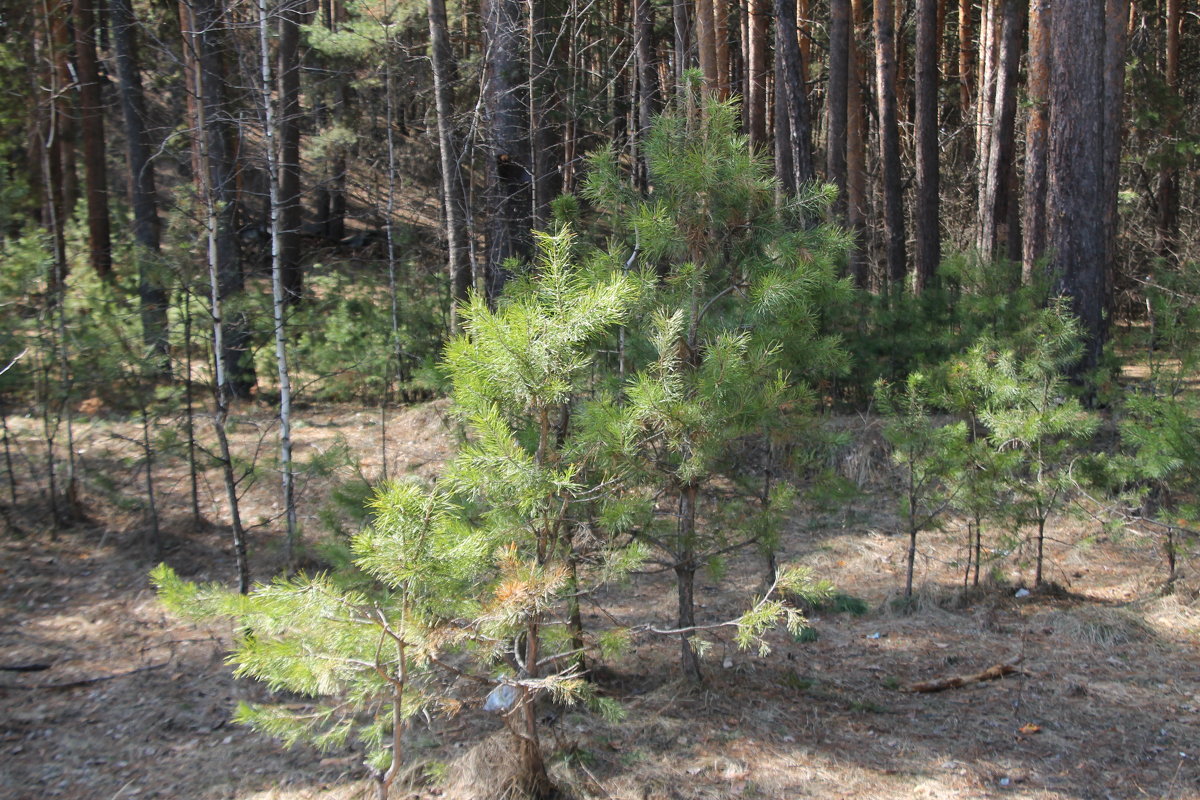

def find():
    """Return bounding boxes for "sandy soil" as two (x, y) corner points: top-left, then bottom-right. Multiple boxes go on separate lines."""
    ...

(2, 402), (1198, 800)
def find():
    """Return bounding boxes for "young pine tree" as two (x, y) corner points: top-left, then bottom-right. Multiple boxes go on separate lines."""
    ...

(876, 373), (967, 599)
(1117, 262), (1200, 582)
(581, 85), (845, 680)
(964, 301), (1098, 588)
(154, 228), (640, 800)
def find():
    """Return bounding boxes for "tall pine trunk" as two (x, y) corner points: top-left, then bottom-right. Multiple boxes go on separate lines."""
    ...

(188, 0), (250, 591)
(976, 0), (1022, 258)
(1047, 0), (1105, 373)
(482, 0), (531, 303)
(1022, 0), (1050, 281)
(913, 0), (940, 292)
(847, 0), (868, 287)
(775, 0), (812, 191)
(1155, 0), (1181, 259)
(112, 0), (168, 369)
(277, 0), (303, 303)
(827, 0), (849, 218)
(874, 0), (906, 286)
(74, 0), (113, 279)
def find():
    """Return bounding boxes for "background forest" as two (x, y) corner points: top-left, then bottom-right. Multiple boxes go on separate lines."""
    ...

(1, 0), (1200, 799)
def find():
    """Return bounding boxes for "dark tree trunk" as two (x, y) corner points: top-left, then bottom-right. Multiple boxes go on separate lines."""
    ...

(913, 0), (940, 292)
(111, 0), (168, 367)
(1155, 0), (1181, 260)
(74, 0), (112, 279)
(1022, 0), (1050, 281)
(192, 0), (254, 398)
(1046, 0), (1105, 373)
(874, 0), (906, 286)
(775, 0), (813, 190)
(827, 0), (849, 218)
(527, 0), (561, 229)
(672, 0), (690, 89)
(482, 0), (531, 304)
(775, 40), (793, 194)
(633, 0), (658, 188)
(957, 0), (973, 131)
(976, 0), (1023, 258)
(1102, 0), (1128, 309)
(697, 0), (718, 91)
(429, 0), (471, 328)
(277, 0), (303, 303)
(847, 0), (868, 287)
(49, 2), (78, 225)
(746, 0), (768, 147)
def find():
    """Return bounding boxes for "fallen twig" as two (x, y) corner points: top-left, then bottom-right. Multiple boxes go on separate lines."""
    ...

(901, 656), (1025, 693)
(0, 663), (52, 672)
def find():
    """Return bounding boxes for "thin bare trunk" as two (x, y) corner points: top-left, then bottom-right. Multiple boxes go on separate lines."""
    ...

(258, 0), (299, 567)
(191, 0), (250, 593)
(429, 0), (471, 330)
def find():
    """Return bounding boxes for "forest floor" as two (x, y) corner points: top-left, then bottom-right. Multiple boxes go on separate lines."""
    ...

(1, 401), (1199, 800)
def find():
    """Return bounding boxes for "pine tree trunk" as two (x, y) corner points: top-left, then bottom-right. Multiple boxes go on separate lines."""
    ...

(482, 0), (531, 303)
(1022, 0), (1050, 281)
(827, 0), (849, 217)
(277, 0), (304, 304)
(775, 0), (812, 189)
(714, 0), (730, 97)
(913, 0), (940, 292)
(112, 0), (168, 370)
(1035, 516), (1045, 587)
(747, 0), (768, 147)
(847, 0), (868, 287)
(1155, 0), (1180, 260)
(1047, 0), (1106, 373)
(74, 0), (113, 279)
(672, 481), (703, 682)
(976, 0), (1022, 258)
(672, 0), (690, 89)
(905, 526), (917, 598)
(48, 2), (78, 224)
(696, 0), (718, 91)
(775, 41), (793, 194)
(957, 0), (973, 134)
(874, 0), (906, 286)
(1102, 0), (1127, 306)
(193, 0), (254, 398)
(633, 0), (658, 187)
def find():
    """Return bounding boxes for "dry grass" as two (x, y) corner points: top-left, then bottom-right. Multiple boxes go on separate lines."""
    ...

(3, 404), (1200, 800)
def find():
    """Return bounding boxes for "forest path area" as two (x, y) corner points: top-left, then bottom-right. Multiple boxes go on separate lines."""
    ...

(1, 403), (1199, 800)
